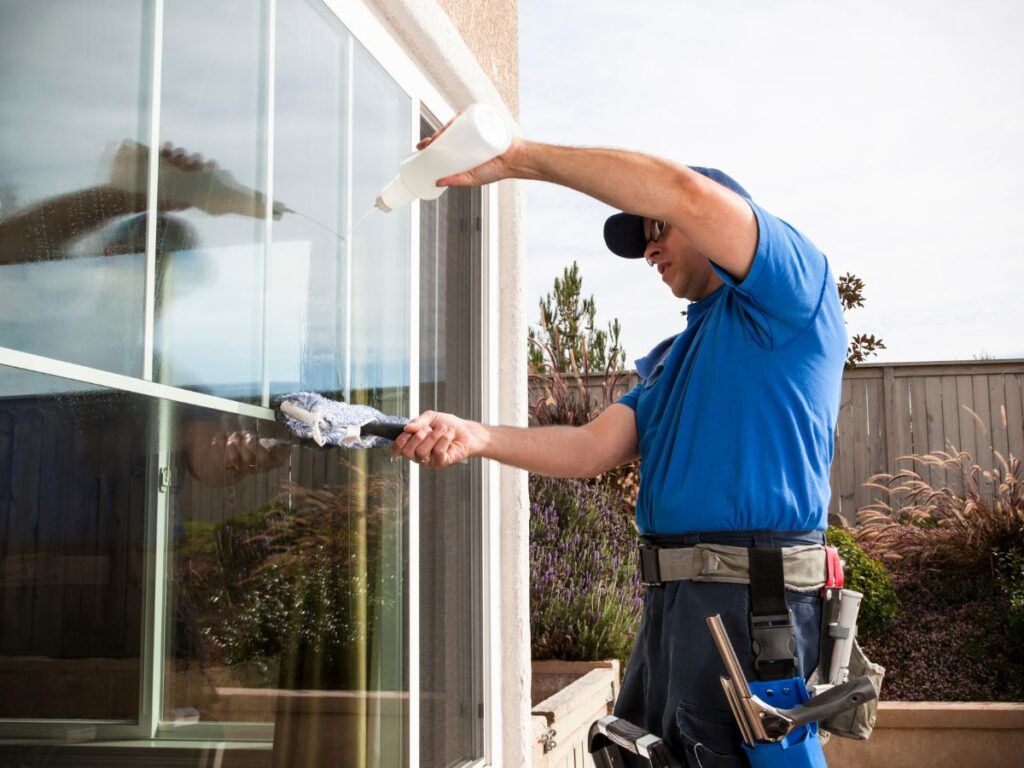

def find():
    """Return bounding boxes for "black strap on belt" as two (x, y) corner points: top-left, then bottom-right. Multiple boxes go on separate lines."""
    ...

(748, 547), (798, 680)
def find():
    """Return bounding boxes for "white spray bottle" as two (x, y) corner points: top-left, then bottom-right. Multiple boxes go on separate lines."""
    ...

(375, 103), (512, 212)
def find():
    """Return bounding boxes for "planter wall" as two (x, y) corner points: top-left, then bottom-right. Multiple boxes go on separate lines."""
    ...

(531, 660), (620, 768)
(824, 702), (1024, 768)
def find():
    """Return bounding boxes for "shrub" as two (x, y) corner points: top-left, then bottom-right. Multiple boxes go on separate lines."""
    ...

(994, 547), (1024, 634)
(825, 527), (900, 641)
(859, 571), (1024, 701)
(529, 475), (642, 668)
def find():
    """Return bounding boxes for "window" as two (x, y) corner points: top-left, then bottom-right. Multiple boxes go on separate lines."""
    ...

(0, 2), (488, 766)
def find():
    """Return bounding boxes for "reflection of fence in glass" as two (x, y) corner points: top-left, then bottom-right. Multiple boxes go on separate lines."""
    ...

(0, 384), (151, 721)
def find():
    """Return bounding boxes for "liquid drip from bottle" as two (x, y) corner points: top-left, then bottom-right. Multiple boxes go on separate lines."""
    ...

(287, 205), (376, 243)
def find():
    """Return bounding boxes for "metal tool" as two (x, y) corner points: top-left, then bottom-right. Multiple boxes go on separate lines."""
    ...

(705, 614), (877, 745)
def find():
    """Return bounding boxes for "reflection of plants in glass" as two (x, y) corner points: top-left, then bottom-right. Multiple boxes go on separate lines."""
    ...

(176, 462), (402, 690)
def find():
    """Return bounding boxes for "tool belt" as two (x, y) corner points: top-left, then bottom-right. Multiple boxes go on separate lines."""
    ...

(638, 542), (827, 591)
(636, 538), (883, 739)
(640, 541), (824, 680)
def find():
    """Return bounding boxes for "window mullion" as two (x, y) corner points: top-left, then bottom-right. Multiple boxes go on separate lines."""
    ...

(137, 0), (167, 739)
(408, 101), (422, 768)
(260, 0), (277, 408)
(142, 0), (166, 383)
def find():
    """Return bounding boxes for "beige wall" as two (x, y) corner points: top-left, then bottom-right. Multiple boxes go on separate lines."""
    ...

(436, 0), (519, 115)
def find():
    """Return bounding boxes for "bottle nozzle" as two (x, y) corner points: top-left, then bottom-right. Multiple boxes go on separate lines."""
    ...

(375, 174), (416, 214)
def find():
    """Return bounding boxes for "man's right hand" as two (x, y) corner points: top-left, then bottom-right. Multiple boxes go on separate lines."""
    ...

(417, 115), (526, 189)
(389, 410), (483, 469)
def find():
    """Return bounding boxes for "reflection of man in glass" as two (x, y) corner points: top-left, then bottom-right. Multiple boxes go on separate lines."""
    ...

(1, 143), (195, 264)
(0, 142), (288, 485)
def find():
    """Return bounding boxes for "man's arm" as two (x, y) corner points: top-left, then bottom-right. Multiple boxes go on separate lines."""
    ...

(429, 134), (758, 281)
(0, 187), (147, 264)
(390, 403), (638, 478)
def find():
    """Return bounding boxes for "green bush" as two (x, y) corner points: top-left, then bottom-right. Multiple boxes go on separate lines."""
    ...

(826, 527), (900, 641)
(994, 547), (1024, 635)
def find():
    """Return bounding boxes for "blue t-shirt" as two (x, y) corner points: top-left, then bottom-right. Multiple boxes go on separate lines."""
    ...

(617, 201), (846, 534)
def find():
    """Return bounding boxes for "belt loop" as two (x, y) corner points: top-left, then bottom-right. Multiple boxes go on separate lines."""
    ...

(752, 529), (775, 548)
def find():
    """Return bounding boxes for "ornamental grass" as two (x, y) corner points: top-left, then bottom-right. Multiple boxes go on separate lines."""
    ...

(856, 449), (1024, 576)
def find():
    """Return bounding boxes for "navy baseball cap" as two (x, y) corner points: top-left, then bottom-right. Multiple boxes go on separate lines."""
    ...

(603, 167), (752, 259)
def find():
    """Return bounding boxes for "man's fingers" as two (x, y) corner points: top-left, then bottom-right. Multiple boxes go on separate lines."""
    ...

(430, 429), (454, 466)
(405, 411), (437, 430)
(416, 116), (456, 152)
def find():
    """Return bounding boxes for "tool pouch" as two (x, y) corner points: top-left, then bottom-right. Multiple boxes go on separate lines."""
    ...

(808, 638), (885, 740)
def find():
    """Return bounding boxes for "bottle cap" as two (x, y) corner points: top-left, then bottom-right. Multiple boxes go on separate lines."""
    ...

(375, 174), (416, 212)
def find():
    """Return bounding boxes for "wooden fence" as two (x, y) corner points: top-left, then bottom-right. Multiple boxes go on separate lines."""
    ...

(830, 360), (1024, 521)
(528, 359), (1024, 523)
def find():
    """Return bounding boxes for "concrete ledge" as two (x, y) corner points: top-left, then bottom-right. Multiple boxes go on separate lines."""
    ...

(875, 701), (1024, 729)
(825, 702), (1024, 768)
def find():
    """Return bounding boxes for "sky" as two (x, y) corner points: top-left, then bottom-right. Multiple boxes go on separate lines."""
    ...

(518, 0), (1024, 366)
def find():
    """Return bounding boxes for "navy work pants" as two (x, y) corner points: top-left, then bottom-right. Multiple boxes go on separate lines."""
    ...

(613, 531), (824, 768)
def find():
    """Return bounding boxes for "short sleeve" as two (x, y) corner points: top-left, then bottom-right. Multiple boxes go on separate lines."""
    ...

(616, 383), (641, 411)
(711, 201), (830, 342)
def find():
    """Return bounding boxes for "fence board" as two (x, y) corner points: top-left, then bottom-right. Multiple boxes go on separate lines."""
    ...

(865, 377), (887, 510)
(893, 376), (913, 460)
(972, 375), (995, 496)
(1006, 374), (1024, 462)
(989, 375), (1010, 461)
(956, 376), (979, 468)
(923, 376), (945, 488)
(940, 376), (961, 454)
(837, 380), (857, 516)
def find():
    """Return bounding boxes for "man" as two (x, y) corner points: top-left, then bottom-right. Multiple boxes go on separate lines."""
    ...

(391, 131), (846, 764)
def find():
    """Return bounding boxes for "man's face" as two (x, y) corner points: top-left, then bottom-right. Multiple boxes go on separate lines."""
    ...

(641, 218), (718, 301)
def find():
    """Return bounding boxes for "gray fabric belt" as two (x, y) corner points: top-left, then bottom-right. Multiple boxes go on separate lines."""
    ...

(639, 543), (827, 592)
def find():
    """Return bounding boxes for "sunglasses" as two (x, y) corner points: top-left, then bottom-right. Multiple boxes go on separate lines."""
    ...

(644, 219), (668, 265)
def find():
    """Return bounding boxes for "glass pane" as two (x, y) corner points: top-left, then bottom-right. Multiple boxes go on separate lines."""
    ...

(268, 0), (349, 399)
(154, 0), (270, 402)
(0, 1), (153, 376)
(348, 44), (411, 768)
(162, 20), (412, 768)
(0, 365), (149, 722)
(418, 122), (485, 764)
(161, 405), (408, 757)
(350, 46), (411, 406)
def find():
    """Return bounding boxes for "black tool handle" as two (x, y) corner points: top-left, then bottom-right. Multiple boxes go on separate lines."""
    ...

(600, 716), (652, 754)
(783, 676), (877, 728)
(360, 422), (407, 442)
(590, 717), (682, 767)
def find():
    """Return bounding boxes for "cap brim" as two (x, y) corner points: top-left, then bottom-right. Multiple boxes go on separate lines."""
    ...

(603, 212), (646, 258)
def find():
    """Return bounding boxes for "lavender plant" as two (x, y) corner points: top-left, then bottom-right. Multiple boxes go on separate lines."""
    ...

(529, 475), (642, 668)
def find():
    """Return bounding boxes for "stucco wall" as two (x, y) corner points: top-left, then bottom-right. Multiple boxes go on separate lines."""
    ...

(436, 0), (519, 115)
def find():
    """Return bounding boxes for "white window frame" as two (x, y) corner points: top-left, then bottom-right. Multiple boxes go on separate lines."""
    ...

(0, 0), (501, 764)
